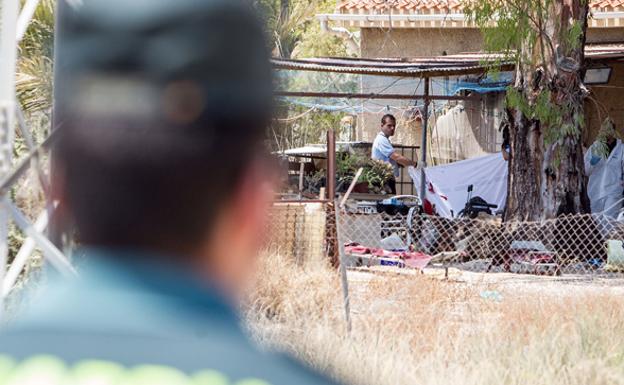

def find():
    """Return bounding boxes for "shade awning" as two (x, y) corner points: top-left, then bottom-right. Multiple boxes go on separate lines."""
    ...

(273, 45), (624, 78)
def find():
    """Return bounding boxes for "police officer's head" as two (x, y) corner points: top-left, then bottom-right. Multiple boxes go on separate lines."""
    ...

(55, 0), (274, 296)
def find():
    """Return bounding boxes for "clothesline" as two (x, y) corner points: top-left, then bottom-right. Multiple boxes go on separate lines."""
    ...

(276, 98), (471, 123)
(278, 98), (426, 114)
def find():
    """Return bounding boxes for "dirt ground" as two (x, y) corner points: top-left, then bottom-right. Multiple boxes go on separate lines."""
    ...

(249, 252), (624, 385)
(347, 265), (624, 300)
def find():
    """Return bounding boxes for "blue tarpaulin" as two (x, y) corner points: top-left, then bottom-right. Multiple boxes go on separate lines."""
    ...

(448, 72), (513, 94)
(450, 81), (509, 94)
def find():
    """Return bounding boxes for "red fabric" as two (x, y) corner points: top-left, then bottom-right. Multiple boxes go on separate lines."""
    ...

(423, 199), (434, 215)
(526, 252), (555, 264)
(510, 249), (556, 265)
(344, 244), (371, 255)
(344, 243), (433, 269)
(402, 251), (434, 269)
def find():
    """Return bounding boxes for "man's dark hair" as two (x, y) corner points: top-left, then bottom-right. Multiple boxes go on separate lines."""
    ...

(55, 0), (273, 257)
(381, 114), (396, 125)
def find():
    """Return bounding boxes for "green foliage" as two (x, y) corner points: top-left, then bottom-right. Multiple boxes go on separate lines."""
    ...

(270, 70), (358, 152)
(17, 0), (55, 115)
(465, 0), (543, 64)
(507, 85), (582, 146)
(19, 0), (55, 58)
(567, 21), (583, 50)
(467, 0), (589, 130)
(291, 0), (351, 58)
(294, 30), (350, 58)
(593, 118), (616, 159)
(254, 0), (351, 59)
(17, 56), (53, 113)
(254, 0), (316, 58)
(534, 89), (553, 123)
(336, 152), (367, 182)
(553, 151), (561, 170)
(506, 87), (530, 116)
(8, 223), (25, 265)
(258, 0), (357, 152)
(470, 0), (591, 173)
(363, 159), (395, 189)
(336, 153), (394, 193)
(269, 107), (347, 152)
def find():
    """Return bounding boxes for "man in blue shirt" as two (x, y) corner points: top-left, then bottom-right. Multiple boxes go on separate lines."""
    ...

(0, 1), (342, 384)
(372, 114), (417, 194)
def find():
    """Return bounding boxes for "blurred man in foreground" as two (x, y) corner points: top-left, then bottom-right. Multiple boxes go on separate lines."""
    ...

(0, 1), (341, 384)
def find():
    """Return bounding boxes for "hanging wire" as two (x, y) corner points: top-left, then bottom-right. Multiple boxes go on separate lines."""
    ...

(329, 76), (406, 114)
(275, 105), (317, 122)
(277, 99), (428, 119)
(379, 0), (401, 54)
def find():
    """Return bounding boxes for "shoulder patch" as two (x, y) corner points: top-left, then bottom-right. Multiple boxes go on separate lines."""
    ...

(0, 355), (274, 385)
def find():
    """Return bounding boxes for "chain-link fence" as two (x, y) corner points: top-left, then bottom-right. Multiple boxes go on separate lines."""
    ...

(264, 202), (337, 266)
(263, 201), (624, 276)
(337, 209), (624, 276)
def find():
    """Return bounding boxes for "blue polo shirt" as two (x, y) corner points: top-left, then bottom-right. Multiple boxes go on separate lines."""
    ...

(0, 249), (341, 385)
(372, 132), (399, 177)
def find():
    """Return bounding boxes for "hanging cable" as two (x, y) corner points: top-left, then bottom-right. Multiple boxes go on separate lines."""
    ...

(275, 106), (317, 122)
(380, 0), (401, 54)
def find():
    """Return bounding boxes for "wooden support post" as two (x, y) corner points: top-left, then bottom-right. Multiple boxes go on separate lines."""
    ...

(419, 77), (430, 203)
(298, 161), (305, 199)
(327, 129), (336, 201)
(325, 129), (339, 267)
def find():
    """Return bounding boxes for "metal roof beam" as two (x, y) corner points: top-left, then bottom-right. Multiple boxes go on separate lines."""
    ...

(276, 91), (479, 100)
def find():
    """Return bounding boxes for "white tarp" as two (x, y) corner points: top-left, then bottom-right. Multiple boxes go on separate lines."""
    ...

(409, 153), (508, 218)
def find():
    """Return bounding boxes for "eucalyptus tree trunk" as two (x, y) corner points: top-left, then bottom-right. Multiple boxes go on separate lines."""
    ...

(505, 0), (591, 221)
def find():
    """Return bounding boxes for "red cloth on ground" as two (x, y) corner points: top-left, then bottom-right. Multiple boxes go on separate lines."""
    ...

(344, 243), (433, 269)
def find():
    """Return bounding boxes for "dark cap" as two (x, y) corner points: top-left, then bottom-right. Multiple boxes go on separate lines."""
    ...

(56, 0), (273, 124)
(54, 0), (274, 251)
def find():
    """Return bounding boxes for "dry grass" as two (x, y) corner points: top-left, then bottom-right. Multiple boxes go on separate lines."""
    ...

(245, 252), (624, 385)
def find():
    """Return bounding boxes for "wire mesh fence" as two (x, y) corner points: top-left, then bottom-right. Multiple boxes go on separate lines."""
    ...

(336, 209), (624, 276)
(264, 202), (337, 266)
(264, 199), (624, 277)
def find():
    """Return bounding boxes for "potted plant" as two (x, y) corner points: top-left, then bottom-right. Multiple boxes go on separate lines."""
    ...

(364, 159), (395, 194)
(336, 154), (394, 194)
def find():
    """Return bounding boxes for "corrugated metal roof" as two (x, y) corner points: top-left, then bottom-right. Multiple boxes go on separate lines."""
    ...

(273, 45), (624, 78)
(273, 57), (512, 77)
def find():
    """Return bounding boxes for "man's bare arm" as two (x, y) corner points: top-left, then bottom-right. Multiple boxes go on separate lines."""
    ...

(390, 152), (417, 167)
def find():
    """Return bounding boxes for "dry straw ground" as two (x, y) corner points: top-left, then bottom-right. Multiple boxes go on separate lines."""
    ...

(245, 252), (624, 385)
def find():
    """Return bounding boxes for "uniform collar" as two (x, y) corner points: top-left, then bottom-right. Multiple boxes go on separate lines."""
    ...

(73, 247), (240, 324)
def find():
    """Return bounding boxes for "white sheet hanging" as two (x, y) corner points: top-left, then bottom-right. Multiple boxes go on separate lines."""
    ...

(409, 153), (508, 218)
